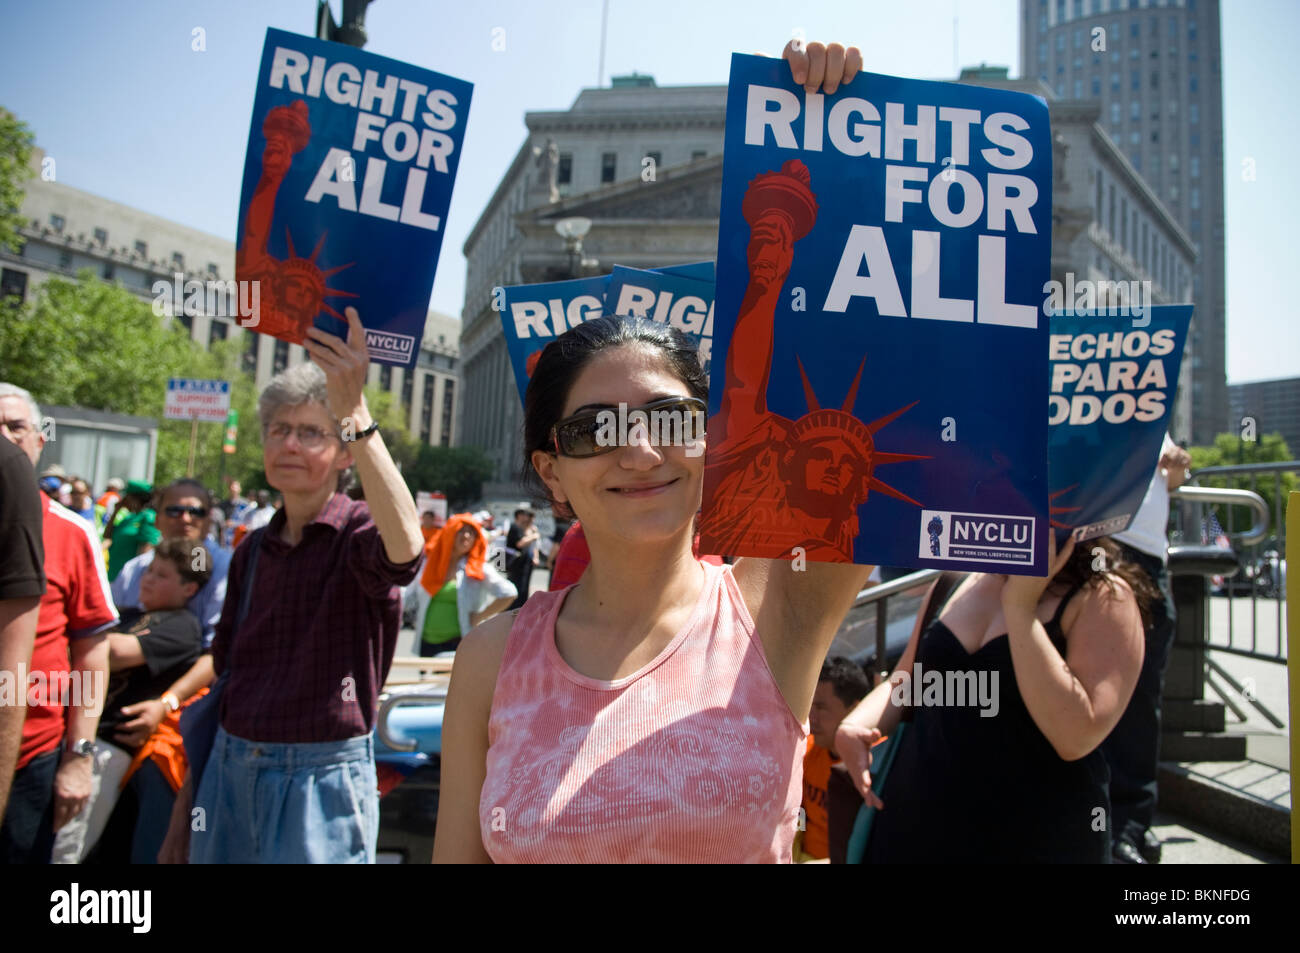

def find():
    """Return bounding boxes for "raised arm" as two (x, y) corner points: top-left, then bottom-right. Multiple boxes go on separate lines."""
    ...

(303, 307), (423, 566)
(1001, 537), (1144, 760)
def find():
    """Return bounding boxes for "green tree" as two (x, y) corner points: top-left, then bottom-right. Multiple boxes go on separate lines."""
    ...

(0, 108), (35, 254)
(1187, 431), (1295, 536)
(406, 445), (495, 510)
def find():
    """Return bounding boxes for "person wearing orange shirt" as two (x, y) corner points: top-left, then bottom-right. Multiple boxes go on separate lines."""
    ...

(797, 657), (870, 862)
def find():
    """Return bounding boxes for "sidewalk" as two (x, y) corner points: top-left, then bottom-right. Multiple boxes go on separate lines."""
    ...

(1156, 634), (1291, 859)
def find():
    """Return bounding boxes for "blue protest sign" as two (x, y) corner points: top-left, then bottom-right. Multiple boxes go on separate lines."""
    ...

(699, 54), (1052, 573)
(236, 28), (472, 367)
(654, 261), (715, 282)
(1047, 304), (1192, 541)
(604, 266), (715, 375)
(499, 275), (611, 406)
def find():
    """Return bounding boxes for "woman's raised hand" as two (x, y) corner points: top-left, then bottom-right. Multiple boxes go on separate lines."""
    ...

(782, 39), (863, 95)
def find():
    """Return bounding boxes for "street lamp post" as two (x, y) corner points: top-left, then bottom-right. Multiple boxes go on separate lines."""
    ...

(316, 0), (376, 48)
(554, 217), (598, 277)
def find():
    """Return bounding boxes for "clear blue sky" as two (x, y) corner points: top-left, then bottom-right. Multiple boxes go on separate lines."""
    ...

(1, 0), (1294, 383)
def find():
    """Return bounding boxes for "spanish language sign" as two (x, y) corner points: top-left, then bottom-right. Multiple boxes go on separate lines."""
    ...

(165, 379), (231, 422)
(700, 54), (1052, 573)
(236, 28), (472, 367)
(1047, 304), (1192, 541)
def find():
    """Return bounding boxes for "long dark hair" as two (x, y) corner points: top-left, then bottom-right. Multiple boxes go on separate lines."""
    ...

(519, 315), (708, 516)
(1047, 536), (1159, 629)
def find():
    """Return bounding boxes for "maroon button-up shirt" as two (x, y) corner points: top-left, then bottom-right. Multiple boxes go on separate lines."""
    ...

(212, 493), (420, 743)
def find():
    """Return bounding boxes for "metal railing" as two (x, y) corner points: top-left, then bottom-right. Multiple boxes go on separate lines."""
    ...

(1172, 461), (1295, 665)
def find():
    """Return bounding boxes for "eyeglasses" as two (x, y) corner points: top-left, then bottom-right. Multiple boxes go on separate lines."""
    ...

(549, 396), (707, 458)
(164, 505), (209, 519)
(264, 422), (339, 449)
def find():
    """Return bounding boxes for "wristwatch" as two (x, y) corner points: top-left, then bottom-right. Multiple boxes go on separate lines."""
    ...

(65, 738), (96, 758)
(342, 420), (380, 443)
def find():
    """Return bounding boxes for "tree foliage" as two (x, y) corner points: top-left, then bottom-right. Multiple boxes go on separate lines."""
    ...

(405, 445), (495, 510)
(1187, 431), (1295, 535)
(0, 108), (35, 254)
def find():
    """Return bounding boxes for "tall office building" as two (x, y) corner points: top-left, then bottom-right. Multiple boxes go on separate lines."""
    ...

(1020, 0), (1226, 445)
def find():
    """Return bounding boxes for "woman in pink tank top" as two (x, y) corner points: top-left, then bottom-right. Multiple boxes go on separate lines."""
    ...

(433, 40), (871, 865)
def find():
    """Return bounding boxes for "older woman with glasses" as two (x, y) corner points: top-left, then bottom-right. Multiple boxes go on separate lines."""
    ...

(160, 308), (424, 864)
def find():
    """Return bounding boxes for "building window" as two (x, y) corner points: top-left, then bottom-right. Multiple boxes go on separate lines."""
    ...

(1110, 72), (1119, 92)
(1, 268), (28, 302)
(1095, 170), (1103, 223)
(645, 151), (662, 169)
(1108, 184), (1116, 236)
(1130, 100), (1140, 120)
(134, 240), (148, 258)
(401, 366), (414, 413)
(691, 149), (707, 161)
(380, 364), (392, 391)
(1190, 155), (1199, 178)
(1189, 103), (1199, 123)
(242, 329), (259, 375)
(171, 251), (185, 270)
(1073, 79), (1082, 98)
(1190, 74), (1198, 93)
(1110, 101), (1121, 124)
(601, 152), (616, 184)
(440, 379), (454, 447)
(557, 152), (572, 186)
(58, 250), (72, 270)
(1169, 183), (1179, 202)
(209, 320), (228, 347)
(101, 262), (114, 281)
(1151, 129), (1159, 144)
(1170, 154), (1179, 173)
(93, 227), (108, 246)
(207, 262), (219, 278)
(1056, 33), (1065, 52)
(1120, 197), (1128, 247)
(1091, 77), (1100, 96)
(1190, 187), (1200, 210)
(273, 339), (289, 374)
(178, 314), (193, 335)
(421, 375), (435, 442)
(49, 214), (66, 233)
(1129, 130), (1140, 145)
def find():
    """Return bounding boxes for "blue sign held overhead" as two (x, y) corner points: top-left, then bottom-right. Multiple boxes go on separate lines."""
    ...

(604, 266), (715, 375)
(1047, 304), (1193, 542)
(499, 275), (611, 406)
(699, 54), (1053, 574)
(235, 28), (473, 368)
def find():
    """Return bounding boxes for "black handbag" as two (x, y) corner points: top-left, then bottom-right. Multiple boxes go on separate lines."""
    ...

(180, 529), (262, 790)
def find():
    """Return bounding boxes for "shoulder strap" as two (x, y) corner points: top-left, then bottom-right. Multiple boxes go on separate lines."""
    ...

(899, 571), (964, 724)
(1048, 579), (1088, 629)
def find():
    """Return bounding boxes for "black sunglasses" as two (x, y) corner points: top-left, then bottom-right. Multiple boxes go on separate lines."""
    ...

(549, 396), (707, 458)
(164, 505), (209, 519)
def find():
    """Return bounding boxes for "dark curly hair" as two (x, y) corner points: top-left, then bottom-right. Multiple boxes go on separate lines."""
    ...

(1048, 535), (1160, 629)
(519, 315), (708, 518)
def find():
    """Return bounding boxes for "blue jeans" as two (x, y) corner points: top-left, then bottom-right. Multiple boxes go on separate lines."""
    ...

(189, 726), (378, 864)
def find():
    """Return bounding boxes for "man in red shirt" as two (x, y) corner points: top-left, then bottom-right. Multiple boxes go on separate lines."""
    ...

(0, 383), (116, 863)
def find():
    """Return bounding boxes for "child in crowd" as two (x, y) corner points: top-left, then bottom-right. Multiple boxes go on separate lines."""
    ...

(54, 538), (209, 863)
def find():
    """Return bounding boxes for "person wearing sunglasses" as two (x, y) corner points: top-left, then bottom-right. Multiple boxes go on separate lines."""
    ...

(433, 42), (874, 865)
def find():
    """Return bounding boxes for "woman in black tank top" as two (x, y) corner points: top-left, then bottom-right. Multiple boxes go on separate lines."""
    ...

(839, 535), (1155, 863)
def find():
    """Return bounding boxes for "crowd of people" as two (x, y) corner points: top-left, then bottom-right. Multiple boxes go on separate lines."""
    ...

(0, 42), (1191, 866)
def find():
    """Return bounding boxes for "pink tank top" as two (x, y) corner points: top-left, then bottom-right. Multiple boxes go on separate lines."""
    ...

(479, 560), (806, 863)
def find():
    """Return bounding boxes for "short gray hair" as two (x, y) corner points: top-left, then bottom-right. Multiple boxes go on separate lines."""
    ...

(258, 362), (334, 432)
(0, 382), (42, 428)
(257, 362), (353, 493)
